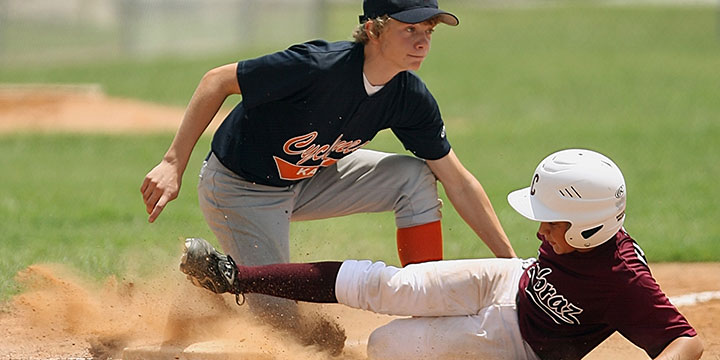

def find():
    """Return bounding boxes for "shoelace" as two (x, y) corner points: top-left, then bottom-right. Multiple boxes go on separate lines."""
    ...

(235, 293), (246, 306)
(222, 254), (246, 306)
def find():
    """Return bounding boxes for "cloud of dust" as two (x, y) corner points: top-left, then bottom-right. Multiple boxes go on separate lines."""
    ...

(9, 262), (363, 359)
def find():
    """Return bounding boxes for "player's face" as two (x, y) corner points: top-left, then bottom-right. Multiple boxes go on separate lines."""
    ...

(376, 19), (435, 72)
(538, 222), (576, 255)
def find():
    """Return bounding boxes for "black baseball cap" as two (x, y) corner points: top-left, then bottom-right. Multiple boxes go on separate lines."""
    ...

(359, 0), (459, 26)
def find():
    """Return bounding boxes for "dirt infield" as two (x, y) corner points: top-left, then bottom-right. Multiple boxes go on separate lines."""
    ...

(0, 262), (718, 359)
(0, 85), (225, 134)
(1, 89), (718, 359)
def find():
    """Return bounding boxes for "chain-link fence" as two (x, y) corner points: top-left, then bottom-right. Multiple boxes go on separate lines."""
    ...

(0, 0), (339, 64)
(2, 0), (715, 64)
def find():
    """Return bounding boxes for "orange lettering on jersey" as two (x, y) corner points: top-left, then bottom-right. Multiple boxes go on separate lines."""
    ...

(277, 132), (369, 180)
(283, 132), (318, 154)
(274, 156), (320, 180)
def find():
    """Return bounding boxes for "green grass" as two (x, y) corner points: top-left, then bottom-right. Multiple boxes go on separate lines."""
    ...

(1, 3), (719, 299)
(417, 4), (720, 261)
(0, 135), (210, 295)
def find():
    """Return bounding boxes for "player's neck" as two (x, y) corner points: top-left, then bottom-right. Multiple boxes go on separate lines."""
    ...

(363, 45), (401, 86)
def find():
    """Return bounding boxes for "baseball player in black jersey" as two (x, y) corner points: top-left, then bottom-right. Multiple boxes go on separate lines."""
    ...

(141, 0), (516, 353)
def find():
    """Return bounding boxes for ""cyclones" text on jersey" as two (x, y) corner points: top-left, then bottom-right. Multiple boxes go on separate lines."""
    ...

(273, 131), (369, 181)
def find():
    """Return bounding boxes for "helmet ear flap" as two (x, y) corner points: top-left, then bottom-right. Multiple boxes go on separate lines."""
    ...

(581, 225), (604, 240)
(566, 224), (605, 248)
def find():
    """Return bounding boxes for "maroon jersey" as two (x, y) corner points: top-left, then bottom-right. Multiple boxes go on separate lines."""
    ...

(517, 229), (696, 359)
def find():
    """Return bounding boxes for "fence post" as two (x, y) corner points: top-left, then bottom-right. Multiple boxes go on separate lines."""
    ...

(313, 0), (328, 39)
(118, 0), (142, 56)
(239, 0), (257, 47)
(0, 0), (8, 59)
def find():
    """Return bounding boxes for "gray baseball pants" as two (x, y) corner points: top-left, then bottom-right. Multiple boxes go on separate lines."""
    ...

(197, 149), (442, 315)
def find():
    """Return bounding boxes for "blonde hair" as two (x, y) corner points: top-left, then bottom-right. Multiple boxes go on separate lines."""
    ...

(353, 15), (391, 44)
(352, 15), (443, 44)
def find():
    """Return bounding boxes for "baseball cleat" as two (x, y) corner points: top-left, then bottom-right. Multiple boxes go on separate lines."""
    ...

(179, 237), (245, 305)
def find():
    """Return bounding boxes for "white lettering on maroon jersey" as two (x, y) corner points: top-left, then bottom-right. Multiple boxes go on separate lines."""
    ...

(525, 265), (584, 325)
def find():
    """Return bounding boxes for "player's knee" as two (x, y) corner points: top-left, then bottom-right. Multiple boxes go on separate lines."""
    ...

(368, 322), (425, 360)
(367, 325), (399, 360)
(378, 155), (437, 193)
(379, 156), (441, 225)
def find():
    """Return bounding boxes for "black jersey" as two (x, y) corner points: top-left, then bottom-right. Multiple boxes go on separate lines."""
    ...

(211, 40), (451, 187)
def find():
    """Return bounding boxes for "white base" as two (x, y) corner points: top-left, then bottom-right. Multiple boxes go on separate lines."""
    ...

(122, 340), (276, 360)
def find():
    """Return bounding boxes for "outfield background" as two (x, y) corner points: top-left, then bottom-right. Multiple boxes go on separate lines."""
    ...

(1, 0), (719, 304)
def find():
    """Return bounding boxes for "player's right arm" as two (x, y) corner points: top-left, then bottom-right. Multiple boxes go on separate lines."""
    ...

(426, 150), (517, 258)
(654, 336), (703, 360)
(141, 63), (241, 223)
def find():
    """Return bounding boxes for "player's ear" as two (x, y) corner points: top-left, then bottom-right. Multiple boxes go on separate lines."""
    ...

(364, 20), (377, 39)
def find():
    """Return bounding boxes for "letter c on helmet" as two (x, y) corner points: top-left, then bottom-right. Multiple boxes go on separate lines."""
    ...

(530, 173), (540, 196)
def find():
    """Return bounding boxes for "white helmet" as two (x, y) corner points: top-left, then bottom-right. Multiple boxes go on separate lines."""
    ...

(507, 149), (626, 249)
